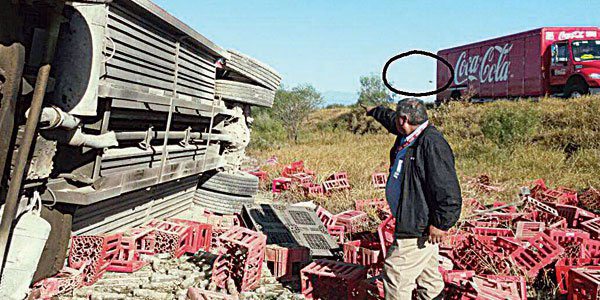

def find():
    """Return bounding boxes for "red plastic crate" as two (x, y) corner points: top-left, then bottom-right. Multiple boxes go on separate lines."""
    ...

(303, 183), (324, 196)
(472, 275), (525, 300)
(281, 160), (313, 178)
(470, 227), (514, 237)
(492, 201), (518, 214)
(323, 173), (351, 193)
(151, 220), (193, 258)
(343, 235), (383, 276)
(556, 258), (600, 295)
(442, 270), (476, 285)
(581, 239), (600, 259)
(477, 236), (522, 255)
(580, 187), (600, 212)
(509, 231), (564, 278)
(540, 188), (578, 206)
(248, 170), (268, 182)
(377, 215), (395, 256)
(335, 210), (369, 234)
(265, 244), (310, 282)
(568, 267), (600, 300)
(300, 259), (367, 300)
(452, 236), (513, 275)
(31, 266), (85, 299)
(211, 226), (266, 292)
(107, 227), (155, 273)
(515, 221), (546, 239)
(169, 218), (213, 253)
(555, 204), (597, 228)
(371, 172), (387, 189)
(272, 177), (292, 193)
(328, 224), (346, 244)
(290, 172), (314, 185)
(581, 217), (600, 239)
(316, 206), (337, 227)
(546, 228), (591, 258)
(68, 233), (121, 285)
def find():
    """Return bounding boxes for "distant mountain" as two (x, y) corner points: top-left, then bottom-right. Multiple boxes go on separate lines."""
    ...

(321, 91), (357, 107)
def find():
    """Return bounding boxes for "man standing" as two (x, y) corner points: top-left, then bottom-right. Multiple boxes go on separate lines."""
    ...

(363, 98), (462, 300)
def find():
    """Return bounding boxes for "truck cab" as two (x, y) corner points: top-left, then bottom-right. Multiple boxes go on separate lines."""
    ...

(550, 39), (600, 97)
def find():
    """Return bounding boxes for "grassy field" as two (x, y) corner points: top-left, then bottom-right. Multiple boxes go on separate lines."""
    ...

(248, 96), (600, 216)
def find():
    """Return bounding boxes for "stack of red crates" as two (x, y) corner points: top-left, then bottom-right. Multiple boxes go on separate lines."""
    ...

(211, 226), (266, 292)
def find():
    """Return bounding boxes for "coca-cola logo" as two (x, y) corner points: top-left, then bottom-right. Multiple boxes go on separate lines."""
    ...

(454, 43), (513, 85)
(558, 31), (585, 40)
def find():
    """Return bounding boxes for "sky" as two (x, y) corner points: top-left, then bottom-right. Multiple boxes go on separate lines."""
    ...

(154, 0), (600, 104)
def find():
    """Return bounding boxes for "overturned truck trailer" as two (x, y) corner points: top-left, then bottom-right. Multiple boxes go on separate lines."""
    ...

(0, 0), (280, 282)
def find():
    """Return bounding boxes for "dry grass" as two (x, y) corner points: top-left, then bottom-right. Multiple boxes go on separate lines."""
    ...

(248, 96), (600, 215)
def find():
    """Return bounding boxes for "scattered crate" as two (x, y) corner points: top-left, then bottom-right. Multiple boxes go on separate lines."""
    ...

(515, 221), (546, 239)
(248, 170), (268, 182)
(509, 231), (564, 278)
(335, 210), (369, 234)
(343, 236), (383, 276)
(31, 266), (85, 299)
(323, 172), (351, 193)
(568, 267), (600, 300)
(546, 228), (591, 257)
(303, 183), (324, 196)
(582, 217), (600, 239)
(472, 275), (526, 300)
(272, 177), (292, 193)
(452, 235), (512, 275)
(290, 172), (314, 185)
(265, 244), (310, 282)
(470, 227), (514, 237)
(581, 239), (600, 258)
(556, 258), (600, 294)
(377, 215), (395, 256)
(371, 172), (387, 189)
(107, 227), (155, 273)
(555, 204), (597, 228)
(68, 233), (121, 285)
(211, 226), (266, 292)
(580, 187), (600, 212)
(151, 220), (193, 258)
(539, 188), (578, 206)
(169, 218), (213, 253)
(300, 259), (367, 299)
(442, 270), (476, 285)
(281, 161), (314, 178)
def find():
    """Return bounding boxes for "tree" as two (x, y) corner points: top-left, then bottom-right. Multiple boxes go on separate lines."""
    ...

(357, 74), (392, 106)
(272, 84), (323, 142)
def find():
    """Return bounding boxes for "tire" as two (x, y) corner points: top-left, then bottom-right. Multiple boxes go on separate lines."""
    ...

(32, 204), (74, 282)
(193, 188), (254, 215)
(225, 50), (282, 91)
(199, 170), (259, 197)
(215, 80), (275, 108)
(565, 78), (589, 98)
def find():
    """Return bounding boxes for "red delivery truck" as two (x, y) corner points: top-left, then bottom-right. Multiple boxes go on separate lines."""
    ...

(436, 27), (600, 104)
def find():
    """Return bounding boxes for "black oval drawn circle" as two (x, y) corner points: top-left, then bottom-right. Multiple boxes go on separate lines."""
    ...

(382, 50), (455, 97)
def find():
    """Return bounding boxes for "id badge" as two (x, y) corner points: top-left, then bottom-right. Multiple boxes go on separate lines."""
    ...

(393, 160), (403, 179)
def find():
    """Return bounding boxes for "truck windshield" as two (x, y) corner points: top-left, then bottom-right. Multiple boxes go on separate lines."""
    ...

(572, 40), (600, 61)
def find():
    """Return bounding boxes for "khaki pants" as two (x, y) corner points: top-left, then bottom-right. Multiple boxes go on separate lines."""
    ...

(382, 238), (444, 300)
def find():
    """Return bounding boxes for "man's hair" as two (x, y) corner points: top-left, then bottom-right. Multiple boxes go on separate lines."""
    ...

(396, 98), (428, 125)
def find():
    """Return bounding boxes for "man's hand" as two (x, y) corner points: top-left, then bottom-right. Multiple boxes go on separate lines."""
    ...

(428, 225), (447, 244)
(359, 103), (374, 115)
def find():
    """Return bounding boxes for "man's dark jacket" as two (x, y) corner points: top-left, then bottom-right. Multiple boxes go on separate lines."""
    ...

(368, 106), (462, 239)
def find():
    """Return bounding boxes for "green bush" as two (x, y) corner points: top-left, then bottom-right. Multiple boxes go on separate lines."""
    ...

(249, 112), (287, 150)
(480, 105), (539, 147)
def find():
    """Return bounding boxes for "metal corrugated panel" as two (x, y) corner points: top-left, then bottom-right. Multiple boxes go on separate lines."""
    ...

(104, 3), (217, 103)
(72, 175), (198, 235)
